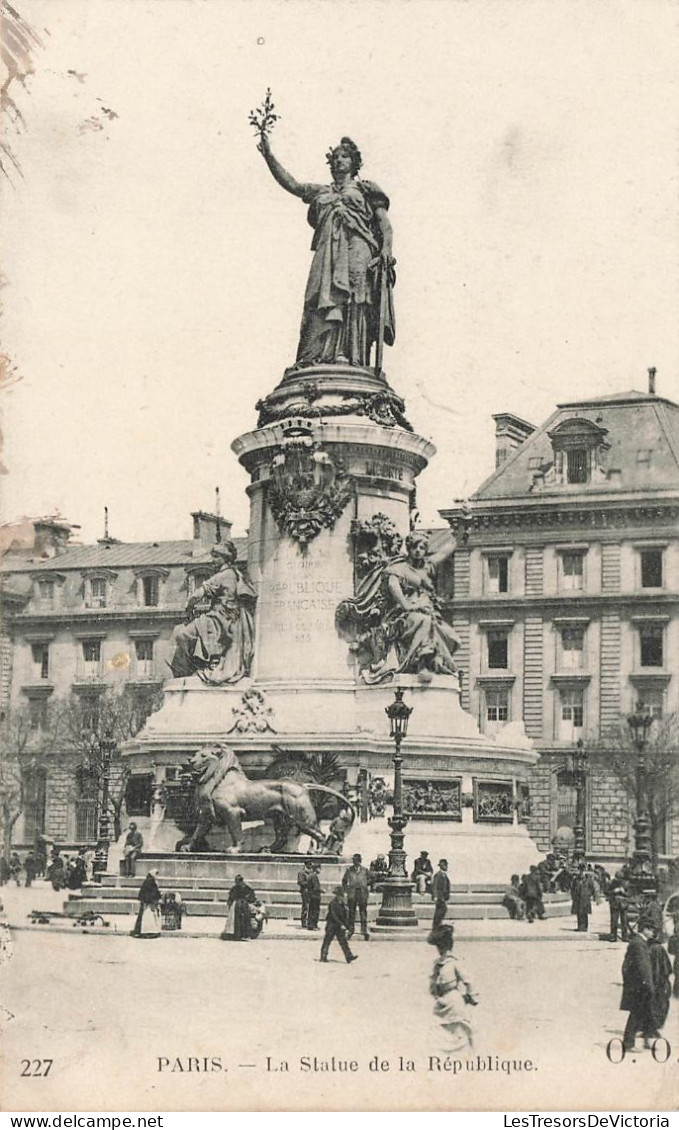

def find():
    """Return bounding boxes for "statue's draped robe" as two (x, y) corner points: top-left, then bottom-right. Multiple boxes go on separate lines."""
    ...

(344, 556), (460, 683)
(297, 179), (395, 366)
(170, 565), (256, 683)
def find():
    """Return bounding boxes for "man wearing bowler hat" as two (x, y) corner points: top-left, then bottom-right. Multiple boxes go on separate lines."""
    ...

(342, 853), (371, 940)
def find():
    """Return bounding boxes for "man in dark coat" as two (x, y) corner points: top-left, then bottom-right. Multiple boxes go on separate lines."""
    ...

(320, 886), (358, 964)
(520, 865), (546, 923)
(411, 851), (434, 894)
(571, 863), (596, 932)
(607, 873), (630, 942)
(431, 859), (451, 929)
(306, 863), (322, 930)
(621, 922), (660, 1051)
(130, 869), (162, 938)
(342, 853), (371, 940)
(297, 860), (313, 928)
(122, 823), (144, 877)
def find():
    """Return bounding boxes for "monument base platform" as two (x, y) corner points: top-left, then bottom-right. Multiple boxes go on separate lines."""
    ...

(62, 851), (571, 923)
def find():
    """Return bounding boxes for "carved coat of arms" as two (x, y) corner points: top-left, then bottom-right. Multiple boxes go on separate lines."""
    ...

(267, 426), (355, 550)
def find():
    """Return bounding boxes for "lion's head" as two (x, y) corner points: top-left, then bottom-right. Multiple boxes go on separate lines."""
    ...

(184, 743), (242, 783)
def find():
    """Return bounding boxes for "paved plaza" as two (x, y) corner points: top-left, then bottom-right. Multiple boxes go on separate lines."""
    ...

(1, 884), (677, 1111)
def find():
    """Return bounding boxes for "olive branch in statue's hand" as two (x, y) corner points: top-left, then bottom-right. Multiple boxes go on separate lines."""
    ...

(249, 88), (279, 148)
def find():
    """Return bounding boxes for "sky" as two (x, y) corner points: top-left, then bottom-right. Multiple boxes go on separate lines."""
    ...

(2, 0), (678, 544)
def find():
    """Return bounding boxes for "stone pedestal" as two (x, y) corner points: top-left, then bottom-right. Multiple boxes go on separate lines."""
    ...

(126, 363), (543, 885)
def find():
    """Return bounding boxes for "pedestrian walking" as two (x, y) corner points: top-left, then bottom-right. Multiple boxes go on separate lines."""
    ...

(342, 853), (371, 940)
(306, 863), (322, 930)
(620, 921), (661, 1051)
(667, 913), (679, 999)
(130, 869), (162, 938)
(428, 924), (478, 1053)
(571, 862), (596, 932)
(9, 852), (22, 887)
(24, 851), (37, 889)
(297, 860), (313, 928)
(431, 859), (451, 929)
(320, 886), (358, 964)
(607, 873), (630, 942)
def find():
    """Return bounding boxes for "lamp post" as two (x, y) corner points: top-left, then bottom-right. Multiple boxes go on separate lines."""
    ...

(571, 739), (587, 862)
(626, 705), (654, 881)
(93, 731), (116, 878)
(375, 688), (419, 929)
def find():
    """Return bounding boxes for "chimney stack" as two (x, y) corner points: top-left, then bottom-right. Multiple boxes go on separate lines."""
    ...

(492, 413), (536, 469)
(647, 367), (656, 395)
(192, 510), (232, 554)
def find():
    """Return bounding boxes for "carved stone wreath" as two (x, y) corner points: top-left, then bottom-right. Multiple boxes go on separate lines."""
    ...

(255, 390), (413, 432)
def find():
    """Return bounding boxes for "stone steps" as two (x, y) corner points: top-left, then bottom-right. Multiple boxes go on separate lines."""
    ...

(76, 882), (563, 908)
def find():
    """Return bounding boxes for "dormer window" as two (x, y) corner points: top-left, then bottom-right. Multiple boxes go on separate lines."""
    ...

(134, 568), (169, 609)
(567, 448), (588, 484)
(84, 570), (117, 609)
(547, 418), (609, 487)
(35, 579), (55, 609)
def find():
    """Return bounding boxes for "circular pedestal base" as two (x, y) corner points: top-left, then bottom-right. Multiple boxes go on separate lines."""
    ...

(375, 878), (419, 927)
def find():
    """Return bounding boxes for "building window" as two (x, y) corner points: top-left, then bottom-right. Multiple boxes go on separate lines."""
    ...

(566, 448), (588, 483)
(639, 626), (663, 668)
(80, 695), (101, 732)
(88, 577), (108, 608)
(560, 627), (584, 671)
(24, 767), (47, 840)
(558, 688), (584, 740)
(134, 638), (155, 679)
(486, 555), (509, 594)
(559, 552), (585, 592)
(640, 549), (663, 589)
(636, 688), (664, 719)
(27, 697), (48, 730)
(36, 579), (55, 608)
(30, 643), (50, 680)
(142, 576), (159, 607)
(485, 688), (509, 733)
(487, 631), (509, 669)
(81, 639), (102, 678)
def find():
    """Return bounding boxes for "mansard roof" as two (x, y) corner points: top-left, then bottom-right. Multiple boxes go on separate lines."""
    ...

(471, 390), (679, 501)
(0, 538), (249, 575)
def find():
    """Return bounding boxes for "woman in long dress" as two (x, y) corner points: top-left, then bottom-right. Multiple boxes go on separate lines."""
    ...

(130, 869), (162, 939)
(258, 134), (395, 369)
(221, 875), (256, 941)
(428, 925), (479, 1053)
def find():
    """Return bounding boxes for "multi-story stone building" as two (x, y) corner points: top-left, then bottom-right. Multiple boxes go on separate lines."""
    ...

(441, 379), (679, 863)
(0, 510), (241, 847)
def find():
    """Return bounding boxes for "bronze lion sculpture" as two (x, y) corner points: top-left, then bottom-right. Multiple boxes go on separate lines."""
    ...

(175, 743), (354, 854)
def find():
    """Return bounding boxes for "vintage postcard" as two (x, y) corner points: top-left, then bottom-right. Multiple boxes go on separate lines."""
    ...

(1, 0), (678, 1114)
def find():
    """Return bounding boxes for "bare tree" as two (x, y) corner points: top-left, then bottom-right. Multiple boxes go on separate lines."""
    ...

(0, 702), (62, 861)
(585, 713), (679, 865)
(53, 687), (164, 842)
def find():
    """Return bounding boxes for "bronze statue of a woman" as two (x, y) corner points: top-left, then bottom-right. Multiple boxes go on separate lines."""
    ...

(258, 132), (395, 369)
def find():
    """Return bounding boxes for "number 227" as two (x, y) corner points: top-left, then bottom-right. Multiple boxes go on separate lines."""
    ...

(20, 1059), (53, 1077)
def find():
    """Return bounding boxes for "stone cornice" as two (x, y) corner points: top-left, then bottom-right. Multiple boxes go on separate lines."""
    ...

(445, 593), (678, 615)
(8, 608), (182, 629)
(442, 500), (679, 537)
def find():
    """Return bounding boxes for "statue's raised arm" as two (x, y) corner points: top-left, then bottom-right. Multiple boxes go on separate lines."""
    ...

(250, 94), (395, 370)
(257, 133), (306, 199)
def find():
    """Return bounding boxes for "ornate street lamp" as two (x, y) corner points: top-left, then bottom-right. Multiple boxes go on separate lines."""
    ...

(626, 705), (654, 880)
(375, 688), (419, 929)
(93, 731), (116, 878)
(571, 739), (588, 861)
